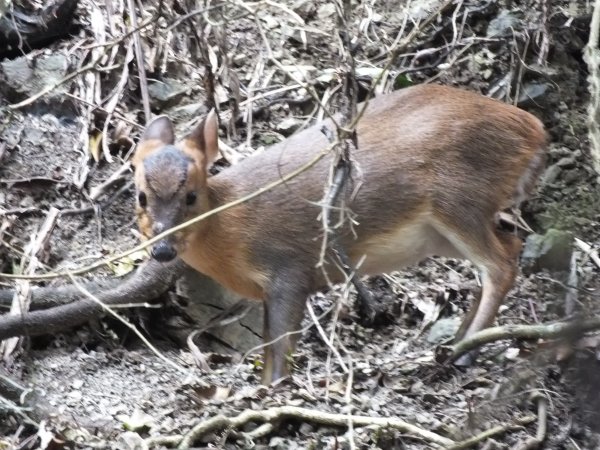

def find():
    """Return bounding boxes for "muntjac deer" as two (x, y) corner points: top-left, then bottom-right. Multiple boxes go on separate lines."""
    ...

(132, 84), (547, 384)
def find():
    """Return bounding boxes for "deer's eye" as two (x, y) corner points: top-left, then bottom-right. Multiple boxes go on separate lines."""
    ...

(186, 192), (197, 206)
(138, 192), (147, 208)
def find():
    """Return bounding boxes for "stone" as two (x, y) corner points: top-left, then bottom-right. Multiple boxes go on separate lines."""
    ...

(175, 266), (263, 354)
(487, 10), (520, 38)
(522, 229), (574, 273)
(276, 117), (303, 136)
(147, 78), (189, 108)
(427, 317), (461, 344)
(1, 54), (69, 98)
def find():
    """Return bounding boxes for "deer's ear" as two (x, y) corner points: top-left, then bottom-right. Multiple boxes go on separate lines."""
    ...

(185, 109), (219, 166)
(141, 116), (175, 145)
(133, 116), (176, 168)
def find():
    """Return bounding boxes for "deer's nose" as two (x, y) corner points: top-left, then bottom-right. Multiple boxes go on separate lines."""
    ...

(151, 241), (177, 262)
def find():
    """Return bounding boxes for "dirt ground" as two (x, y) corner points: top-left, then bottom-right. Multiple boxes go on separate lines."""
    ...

(1, 0), (600, 448)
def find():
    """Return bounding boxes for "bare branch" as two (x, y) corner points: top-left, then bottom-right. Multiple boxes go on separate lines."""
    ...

(449, 318), (600, 361)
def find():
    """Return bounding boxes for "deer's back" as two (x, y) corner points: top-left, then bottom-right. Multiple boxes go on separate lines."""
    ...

(209, 85), (546, 278)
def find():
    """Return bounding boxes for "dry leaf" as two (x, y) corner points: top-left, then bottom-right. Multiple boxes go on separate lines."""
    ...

(108, 249), (148, 276)
(194, 384), (232, 402)
(118, 408), (155, 431)
(89, 132), (103, 163)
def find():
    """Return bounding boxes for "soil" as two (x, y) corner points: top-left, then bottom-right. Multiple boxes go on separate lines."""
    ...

(1, 0), (600, 449)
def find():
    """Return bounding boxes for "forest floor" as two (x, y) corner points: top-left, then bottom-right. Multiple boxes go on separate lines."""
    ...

(1, 0), (600, 448)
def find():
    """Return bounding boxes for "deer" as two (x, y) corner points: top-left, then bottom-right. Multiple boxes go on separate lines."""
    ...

(132, 84), (547, 385)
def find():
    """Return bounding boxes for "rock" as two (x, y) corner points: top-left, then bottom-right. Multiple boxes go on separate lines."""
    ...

(563, 170), (580, 184)
(298, 422), (314, 436)
(276, 117), (303, 136)
(522, 229), (574, 273)
(117, 431), (146, 450)
(541, 163), (562, 185)
(487, 10), (520, 37)
(555, 155), (577, 169)
(1, 54), (69, 98)
(175, 266), (263, 354)
(550, 146), (572, 157)
(426, 317), (461, 344)
(317, 3), (336, 19)
(147, 78), (189, 108)
(0, 54), (77, 115)
(268, 437), (292, 449)
(407, 0), (447, 20)
(292, 0), (317, 21)
(167, 103), (205, 124)
(517, 83), (549, 107)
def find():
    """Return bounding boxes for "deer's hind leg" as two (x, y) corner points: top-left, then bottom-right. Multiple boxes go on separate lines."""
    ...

(433, 213), (523, 343)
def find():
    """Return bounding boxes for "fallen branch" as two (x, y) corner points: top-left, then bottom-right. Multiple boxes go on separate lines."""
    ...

(64, 266), (196, 378)
(450, 318), (600, 361)
(2, 207), (60, 358)
(575, 237), (600, 269)
(0, 279), (114, 309)
(0, 259), (185, 341)
(157, 405), (456, 448)
(446, 415), (536, 450)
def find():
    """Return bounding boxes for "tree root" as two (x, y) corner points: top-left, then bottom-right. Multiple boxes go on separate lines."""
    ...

(513, 393), (548, 450)
(144, 406), (540, 449)
(0, 259), (185, 341)
(144, 405), (455, 448)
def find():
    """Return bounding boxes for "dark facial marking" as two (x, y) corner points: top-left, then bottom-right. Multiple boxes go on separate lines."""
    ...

(138, 191), (147, 208)
(186, 191), (197, 205)
(143, 146), (193, 200)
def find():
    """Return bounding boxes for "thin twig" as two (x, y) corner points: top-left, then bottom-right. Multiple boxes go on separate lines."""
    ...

(1, 208), (59, 358)
(89, 162), (132, 201)
(343, 341), (355, 450)
(165, 2), (227, 32)
(126, 0), (151, 123)
(65, 273), (199, 381)
(574, 238), (600, 269)
(0, 142), (335, 281)
(100, 42), (134, 163)
(446, 415), (536, 450)
(9, 57), (104, 109)
(306, 300), (348, 373)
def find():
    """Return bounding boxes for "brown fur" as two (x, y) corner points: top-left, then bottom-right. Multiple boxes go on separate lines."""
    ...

(133, 84), (547, 384)
(132, 139), (164, 168)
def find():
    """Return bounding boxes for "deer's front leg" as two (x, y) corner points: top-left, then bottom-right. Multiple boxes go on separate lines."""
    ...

(261, 271), (309, 385)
